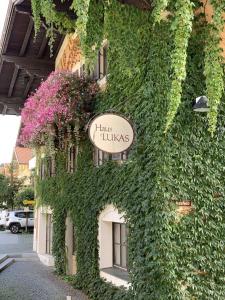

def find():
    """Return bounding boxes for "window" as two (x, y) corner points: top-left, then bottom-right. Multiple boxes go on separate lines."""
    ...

(72, 225), (76, 255)
(40, 159), (45, 180)
(47, 157), (56, 177)
(113, 223), (128, 270)
(92, 44), (108, 80)
(39, 157), (55, 179)
(98, 45), (108, 79)
(67, 146), (77, 173)
(46, 214), (53, 255)
(94, 148), (128, 166)
(98, 205), (130, 288)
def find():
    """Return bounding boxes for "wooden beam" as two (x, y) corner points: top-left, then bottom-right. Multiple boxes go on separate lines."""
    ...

(15, 6), (31, 16)
(0, 100), (22, 115)
(19, 18), (34, 56)
(1, 55), (54, 76)
(37, 35), (48, 58)
(8, 65), (19, 97)
(0, 102), (7, 115)
(2, 104), (8, 115)
(2, 55), (53, 67)
(23, 74), (34, 99)
(3, 106), (21, 115)
(2, 10), (17, 54)
(0, 60), (3, 74)
(26, 68), (51, 78)
(54, 35), (65, 59)
(0, 95), (24, 104)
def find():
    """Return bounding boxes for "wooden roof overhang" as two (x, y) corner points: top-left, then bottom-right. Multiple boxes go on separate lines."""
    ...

(0, 0), (68, 116)
(0, 0), (150, 116)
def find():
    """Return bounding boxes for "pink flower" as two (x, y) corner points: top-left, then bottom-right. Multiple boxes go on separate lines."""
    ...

(19, 71), (98, 146)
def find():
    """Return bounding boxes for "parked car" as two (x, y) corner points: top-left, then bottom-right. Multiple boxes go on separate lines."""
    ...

(5, 210), (34, 234)
(0, 210), (8, 230)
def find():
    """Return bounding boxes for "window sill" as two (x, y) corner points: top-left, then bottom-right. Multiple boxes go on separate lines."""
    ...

(100, 267), (130, 288)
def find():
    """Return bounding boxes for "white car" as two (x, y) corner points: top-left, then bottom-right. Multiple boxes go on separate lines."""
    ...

(5, 210), (34, 234)
(0, 210), (7, 230)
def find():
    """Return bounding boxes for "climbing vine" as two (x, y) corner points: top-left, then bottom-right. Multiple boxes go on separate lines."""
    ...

(31, 0), (76, 54)
(152, 0), (170, 23)
(165, 0), (194, 132)
(31, 0), (225, 133)
(31, 0), (41, 36)
(27, 1), (225, 300)
(204, 1), (225, 134)
(70, 0), (105, 65)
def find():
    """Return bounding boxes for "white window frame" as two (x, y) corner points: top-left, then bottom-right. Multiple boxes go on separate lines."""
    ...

(98, 204), (130, 288)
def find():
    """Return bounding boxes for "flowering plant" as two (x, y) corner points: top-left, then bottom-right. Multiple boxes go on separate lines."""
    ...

(20, 71), (99, 148)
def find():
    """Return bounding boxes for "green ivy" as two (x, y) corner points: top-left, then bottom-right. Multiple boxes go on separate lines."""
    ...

(31, 1), (225, 132)
(152, 0), (170, 23)
(31, 0), (76, 54)
(70, 0), (105, 65)
(31, 0), (41, 36)
(34, 1), (225, 300)
(204, 1), (225, 135)
(165, 0), (194, 132)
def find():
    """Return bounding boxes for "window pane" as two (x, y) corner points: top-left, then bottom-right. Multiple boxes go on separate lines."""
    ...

(103, 152), (109, 161)
(113, 223), (120, 244)
(121, 224), (127, 244)
(122, 151), (128, 160)
(46, 214), (53, 254)
(111, 153), (122, 161)
(121, 245), (127, 268)
(114, 244), (120, 266)
(70, 147), (75, 172)
(103, 46), (107, 76)
(73, 225), (76, 254)
(98, 150), (103, 165)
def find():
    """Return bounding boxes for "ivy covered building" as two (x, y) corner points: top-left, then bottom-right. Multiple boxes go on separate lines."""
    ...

(19, 1), (225, 299)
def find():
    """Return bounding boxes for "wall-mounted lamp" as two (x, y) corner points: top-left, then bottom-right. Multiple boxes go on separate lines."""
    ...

(193, 96), (209, 112)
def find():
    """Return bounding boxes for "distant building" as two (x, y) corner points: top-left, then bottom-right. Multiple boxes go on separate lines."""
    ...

(0, 163), (11, 177)
(11, 147), (33, 185)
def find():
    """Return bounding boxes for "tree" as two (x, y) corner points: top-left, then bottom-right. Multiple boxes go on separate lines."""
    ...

(0, 166), (24, 210)
(14, 187), (34, 208)
(6, 162), (24, 209)
(0, 174), (10, 209)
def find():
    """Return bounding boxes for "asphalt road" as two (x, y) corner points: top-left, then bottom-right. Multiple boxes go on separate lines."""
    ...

(0, 230), (33, 254)
(0, 231), (89, 300)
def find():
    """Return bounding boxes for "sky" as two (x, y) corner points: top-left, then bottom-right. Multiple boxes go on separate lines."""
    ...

(0, 0), (21, 164)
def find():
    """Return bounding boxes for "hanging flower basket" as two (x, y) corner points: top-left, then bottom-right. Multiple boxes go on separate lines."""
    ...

(20, 71), (99, 148)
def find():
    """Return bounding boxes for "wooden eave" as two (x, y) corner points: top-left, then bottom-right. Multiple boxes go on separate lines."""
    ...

(0, 0), (151, 116)
(0, 0), (67, 116)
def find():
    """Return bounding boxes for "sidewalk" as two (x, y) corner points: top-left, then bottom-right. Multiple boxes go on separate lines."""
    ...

(0, 258), (89, 300)
(0, 231), (89, 300)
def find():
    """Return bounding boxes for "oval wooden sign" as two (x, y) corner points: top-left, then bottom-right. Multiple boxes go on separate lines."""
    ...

(88, 113), (134, 153)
